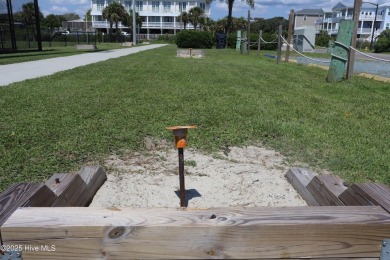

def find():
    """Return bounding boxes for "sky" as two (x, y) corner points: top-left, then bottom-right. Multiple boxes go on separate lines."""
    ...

(37, 0), (386, 20)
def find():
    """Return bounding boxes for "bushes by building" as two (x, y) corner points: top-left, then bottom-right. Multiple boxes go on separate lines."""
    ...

(175, 30), (213, 48)
(374, 29), (390, 53)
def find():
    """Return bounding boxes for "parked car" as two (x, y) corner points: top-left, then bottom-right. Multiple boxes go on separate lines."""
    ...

(121, 32), (130, 36)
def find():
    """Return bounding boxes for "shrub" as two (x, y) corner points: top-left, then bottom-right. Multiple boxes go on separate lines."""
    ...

(175, 30), (213, 49)
(227, 31), (278, 50)
(374, 29), (390, 53)
(158, 34), (176, 43)
(315, 30), (333, 47)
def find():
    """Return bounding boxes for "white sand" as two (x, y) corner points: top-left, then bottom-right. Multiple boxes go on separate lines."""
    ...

(90, 139), (307, 208)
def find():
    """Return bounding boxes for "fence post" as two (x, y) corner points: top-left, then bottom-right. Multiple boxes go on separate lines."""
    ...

(77, 31), (79, 44)
(257, 30), (262, 55)
(346, 0), (362, 80)
(64, 34), (67, 46)
(285, 9), (294, 63)
(277, 24), (282, 64)
(95, 32), (97, 45)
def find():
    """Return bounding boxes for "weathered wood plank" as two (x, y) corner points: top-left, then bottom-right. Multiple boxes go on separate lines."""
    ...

(285, 168), (319, 206)
(339, 183), (390, 213)
(2, 207), (389, 259)
(0, 183), (41, 227)
(307, 175), (347, 206)
(78, 166), (107, 206)
(22, 184), (57, 207)
(45, 173), (87, 207)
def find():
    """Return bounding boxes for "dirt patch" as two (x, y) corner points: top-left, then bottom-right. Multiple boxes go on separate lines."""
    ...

(90, 139), (307, 208)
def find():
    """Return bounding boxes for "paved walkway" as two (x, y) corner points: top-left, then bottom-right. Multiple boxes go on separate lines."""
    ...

(0, 44), (167, 87)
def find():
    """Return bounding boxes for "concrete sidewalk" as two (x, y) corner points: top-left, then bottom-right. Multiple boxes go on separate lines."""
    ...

(0, 44), (167, 87)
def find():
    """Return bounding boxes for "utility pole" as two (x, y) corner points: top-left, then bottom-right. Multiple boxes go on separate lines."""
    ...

(132, 0), (136, 45)
(285, 9), (294, 63)
(247, 10), (250, 55)
(346, 0), (362, 80)
(368, 2), (379, 50)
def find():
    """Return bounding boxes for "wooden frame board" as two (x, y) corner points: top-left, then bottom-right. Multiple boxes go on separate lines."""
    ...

(1, 206), (390, 259)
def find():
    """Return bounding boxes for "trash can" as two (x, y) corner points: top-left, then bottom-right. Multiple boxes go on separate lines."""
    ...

(216, 33), (226, 49)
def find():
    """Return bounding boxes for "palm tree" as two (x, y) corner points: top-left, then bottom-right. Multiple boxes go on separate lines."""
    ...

(188, 7), (204, 30)
(206, 0), (254, 35)
(21, 2), (36, 46)
(123, 11), (143, 40)
(102, 1), (127, 40)
(178, 11), (189, 30)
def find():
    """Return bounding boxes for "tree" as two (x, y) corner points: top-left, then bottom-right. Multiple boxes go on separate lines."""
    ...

(188, 7), (204, 30)
(44, 14), (61, 31)
(123, 11), (142, 29)
(178, 11), (189, 29)
(200, 17), (213, 31)
(21, 2), (41, 45)
(85, 9), (92, 22)
(102, 1), (127, 38)
(374, 29), (390, 53)
(222, 0), (254, 35)
(61, 13), (80, 21)
(21, 2), (35, 26)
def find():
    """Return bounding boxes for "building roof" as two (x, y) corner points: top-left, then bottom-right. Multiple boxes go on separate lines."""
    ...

(295, 9), (324, 16)
(332, 2), (353, 11)
(322, 8), (332, 13)
(379, 2), (390, 7)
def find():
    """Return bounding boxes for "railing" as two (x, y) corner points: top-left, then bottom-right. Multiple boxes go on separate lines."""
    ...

(358, 28), (373, 34)
(360, 14), (383, 20)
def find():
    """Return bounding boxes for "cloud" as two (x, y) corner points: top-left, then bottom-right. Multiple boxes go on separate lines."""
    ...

(50, 0), (89, 5)
(51, 5), (69, 13)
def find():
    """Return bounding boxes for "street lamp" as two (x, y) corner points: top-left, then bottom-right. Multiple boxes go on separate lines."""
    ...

(363, 1), (379, 50)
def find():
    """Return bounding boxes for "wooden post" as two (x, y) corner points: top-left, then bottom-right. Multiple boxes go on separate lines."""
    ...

(285, 9), (294, 63)
(236, 30), (241, 51)
(3, 207), (390, 259)
(346, 0), (362, 80)
(326, 21), (354, 82)
(247, 10), (250, 55)
(277, 24), (282, 64)
(257, 30), (262, 55)
(241, 31), (247, 54)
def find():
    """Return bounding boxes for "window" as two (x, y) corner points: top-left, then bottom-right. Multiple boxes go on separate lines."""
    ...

(97, 0), (104, 10)
(179, 2), (187, 11)
(148, 16), (160, 22)
(200, 3), (205, 10)
(152, 1), (159, 12)
(163, 16), (173, 22)
(163, 1), (171, 12)
(124, 1), (132, 11)
(189, 1), (195, 6)
(303, 15), (307, 21)
(136, 1), (143, 11)
(387, 23), (390, 29)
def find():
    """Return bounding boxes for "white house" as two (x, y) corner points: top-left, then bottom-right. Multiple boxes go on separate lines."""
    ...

(314, 1), (390, 41)
(90, 0), (211, 37)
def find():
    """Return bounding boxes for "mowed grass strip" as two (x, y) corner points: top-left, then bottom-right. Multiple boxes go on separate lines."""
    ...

(0, 45), (389, 191)
(0, 43), (133, 65)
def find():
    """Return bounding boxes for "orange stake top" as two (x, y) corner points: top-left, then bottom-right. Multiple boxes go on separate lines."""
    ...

(166, 125), (196, 149)
(166, 125), (197, 131)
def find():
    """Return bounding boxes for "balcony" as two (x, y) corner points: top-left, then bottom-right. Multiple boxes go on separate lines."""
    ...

(359, 14), (383, 21)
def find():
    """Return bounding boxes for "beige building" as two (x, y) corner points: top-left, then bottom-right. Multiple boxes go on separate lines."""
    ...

(294, 9), (324, 30)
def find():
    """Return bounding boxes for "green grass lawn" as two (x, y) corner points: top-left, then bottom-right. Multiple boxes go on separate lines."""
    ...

(0, 45), (389, 192)
(0, 43), (133, 65)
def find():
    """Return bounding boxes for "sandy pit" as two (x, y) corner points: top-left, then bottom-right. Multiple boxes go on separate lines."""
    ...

(90, 139), (307, 208)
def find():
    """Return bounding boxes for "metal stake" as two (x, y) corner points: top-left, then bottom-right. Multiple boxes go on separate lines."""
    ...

(178, 148), (185, 207)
